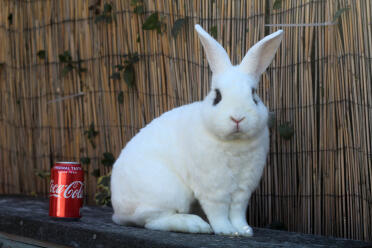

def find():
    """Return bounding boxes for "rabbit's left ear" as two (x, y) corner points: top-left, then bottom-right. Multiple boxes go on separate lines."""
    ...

(239, 30), (284, 78)
(195, 24), (232, 74)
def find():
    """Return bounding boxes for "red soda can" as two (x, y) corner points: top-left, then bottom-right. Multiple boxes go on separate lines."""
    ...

(49, 162), (84, 219)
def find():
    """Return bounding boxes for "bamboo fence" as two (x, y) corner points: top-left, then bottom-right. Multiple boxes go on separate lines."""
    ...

(0, 0), (371, 241)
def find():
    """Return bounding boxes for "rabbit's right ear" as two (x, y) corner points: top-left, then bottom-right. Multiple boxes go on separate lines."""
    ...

(195, 24), (232, 74)
(239, 30), (283, 79)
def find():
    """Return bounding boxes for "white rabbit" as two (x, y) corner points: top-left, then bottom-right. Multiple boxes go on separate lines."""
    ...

(111, 24), (283, 236)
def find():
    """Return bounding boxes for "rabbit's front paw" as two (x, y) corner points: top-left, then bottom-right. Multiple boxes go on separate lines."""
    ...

(145, 214), (213, 234)
(212, 224), (239, 236)
(231, 218), (254, 236)
(236, 225), (253, 237)
(187, 215), (213, 234)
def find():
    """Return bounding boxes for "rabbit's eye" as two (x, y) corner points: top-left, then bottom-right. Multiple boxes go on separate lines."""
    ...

(252, 88), (258, 105)
(213, 89), (222, 106)
(252, 88), (257, 95)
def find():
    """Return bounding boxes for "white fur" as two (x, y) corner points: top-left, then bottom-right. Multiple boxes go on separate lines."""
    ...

(111, 25), (283, 236)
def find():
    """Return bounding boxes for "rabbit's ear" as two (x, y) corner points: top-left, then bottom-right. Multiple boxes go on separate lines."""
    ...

(195, 24), (232, 74)
(239, 30), (283, 78)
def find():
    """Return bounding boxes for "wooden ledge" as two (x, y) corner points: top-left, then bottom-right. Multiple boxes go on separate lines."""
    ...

(0, 196), (371, 248)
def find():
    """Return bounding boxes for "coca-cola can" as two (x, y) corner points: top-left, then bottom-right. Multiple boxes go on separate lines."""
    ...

(49, 162), (84, 219)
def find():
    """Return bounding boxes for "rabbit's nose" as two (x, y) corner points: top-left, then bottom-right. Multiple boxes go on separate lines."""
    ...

(230, 116), (245, 124)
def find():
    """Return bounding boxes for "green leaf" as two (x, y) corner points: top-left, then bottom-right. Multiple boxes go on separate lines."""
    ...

(80, 157), (91, 165)
(95, 172), (111, 206)
(134, 5), (145, 14)
(97, 173), (111, 188)
(128, 52), (139, 64)
(101, 152), (115, 167)
(210, 26), (217, 39)
(103, 3), (112, 13)
(61, 64), (74, 76)
(124, 64), (135, 88)
(94, 3), (115, 24)
(110, 72), (121, 80)
(131, 0), (144, 14)
(78, 67), (87, 73)
(35, 170), (50, 179)
(112, 55), (139, 85)
(84, 122), (99, 139)
(268, 112), (276, 128)
(278, 122), (294, 140)
(114, 64), (125, 71)
(91, 169), (100, 177)
(95, 190), (111, 206)
(58, 51), (72, 63)
(333, 7), (350, 22)
(104, 15), (113, 24)
(142, 12), (162, 33)
(8, 13), (13, 25)
(171, 18), (187, 38)
(131, 0), (140, 6)
(95, 15), (105, 23)
(273, 0), (282, 10)
(142, 13), (158, 29)
(37, 50), (46, 59)
(89, 139), (97, 149)
(95, 191), (106, 204)
(118, 91), (124, 104)
(89, 1), (100, 11)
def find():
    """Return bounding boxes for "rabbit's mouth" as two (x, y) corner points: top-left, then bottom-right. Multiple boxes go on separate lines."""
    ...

(226, 123), (263, 140)
(228, 129), (245, 139)
(232, 127), (242, 134)
(232, 122), (245, 134)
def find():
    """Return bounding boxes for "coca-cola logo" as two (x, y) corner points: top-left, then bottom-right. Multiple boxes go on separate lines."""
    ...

(49, 180), (84, 199)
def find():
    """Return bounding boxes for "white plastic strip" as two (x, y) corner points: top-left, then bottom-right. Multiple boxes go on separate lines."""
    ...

(48, 92), (85, 104)
(265, 21), (336, 27)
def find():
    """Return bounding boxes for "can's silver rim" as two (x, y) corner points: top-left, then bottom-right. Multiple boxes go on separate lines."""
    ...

(55, 162), (80, 164)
